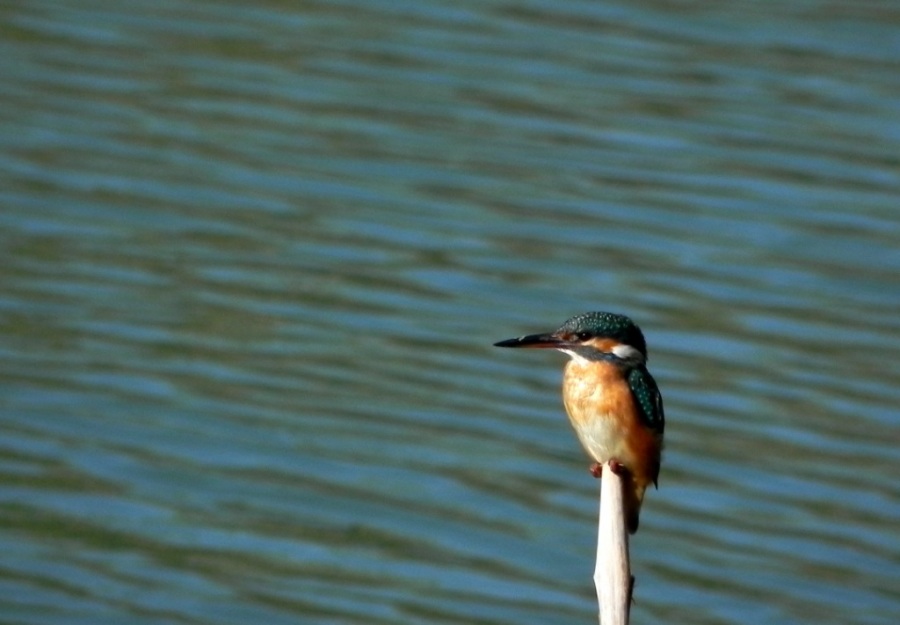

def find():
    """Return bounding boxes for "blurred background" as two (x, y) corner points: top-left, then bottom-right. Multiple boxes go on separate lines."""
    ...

(1, 1), (898, 624)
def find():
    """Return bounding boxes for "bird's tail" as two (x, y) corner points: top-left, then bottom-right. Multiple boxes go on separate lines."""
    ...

(624, 482), (647, 534)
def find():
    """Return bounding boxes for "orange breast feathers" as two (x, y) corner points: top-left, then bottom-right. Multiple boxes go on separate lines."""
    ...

(561, 358), (661, 489)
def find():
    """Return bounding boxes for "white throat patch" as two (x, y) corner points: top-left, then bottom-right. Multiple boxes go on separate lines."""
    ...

(560, 348), (591, 366)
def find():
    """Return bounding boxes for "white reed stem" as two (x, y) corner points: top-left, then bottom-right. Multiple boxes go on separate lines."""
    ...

(594, 462), (631, 625)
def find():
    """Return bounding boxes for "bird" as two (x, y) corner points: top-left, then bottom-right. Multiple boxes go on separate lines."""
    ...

(494, 311), (664, 533)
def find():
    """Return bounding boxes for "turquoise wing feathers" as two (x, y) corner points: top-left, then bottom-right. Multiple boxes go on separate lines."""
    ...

(628, 367), (665, 435)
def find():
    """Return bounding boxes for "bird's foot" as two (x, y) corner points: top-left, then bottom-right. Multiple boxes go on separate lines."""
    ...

(589, 459), (627, 479)
(608, 458), (626, 476)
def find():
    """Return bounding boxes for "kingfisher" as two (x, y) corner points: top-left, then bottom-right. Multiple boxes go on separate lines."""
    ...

(494, 311), (664, 533)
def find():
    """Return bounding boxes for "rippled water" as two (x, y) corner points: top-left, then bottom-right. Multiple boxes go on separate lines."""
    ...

(2, 1), (899, 624)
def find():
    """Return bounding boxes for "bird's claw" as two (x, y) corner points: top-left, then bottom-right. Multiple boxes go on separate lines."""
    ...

(589, 459), (627, 479)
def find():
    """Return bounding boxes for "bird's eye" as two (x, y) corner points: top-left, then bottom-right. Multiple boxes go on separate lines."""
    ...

(576, 331), (592, 341)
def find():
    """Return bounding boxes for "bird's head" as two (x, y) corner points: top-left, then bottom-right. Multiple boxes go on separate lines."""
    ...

(494, 311), (647, 366)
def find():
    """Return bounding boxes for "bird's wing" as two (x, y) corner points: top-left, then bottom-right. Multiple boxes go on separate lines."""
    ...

(628, 367), (665, 435)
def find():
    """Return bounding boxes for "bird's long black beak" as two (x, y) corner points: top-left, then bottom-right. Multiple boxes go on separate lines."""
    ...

(493, 332), (567, 349)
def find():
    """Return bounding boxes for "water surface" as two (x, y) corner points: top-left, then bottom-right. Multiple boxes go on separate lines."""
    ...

(1, 1), (899, 624)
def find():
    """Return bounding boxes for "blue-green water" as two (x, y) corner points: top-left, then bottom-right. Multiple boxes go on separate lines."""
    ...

(2, 1), (899, 624)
